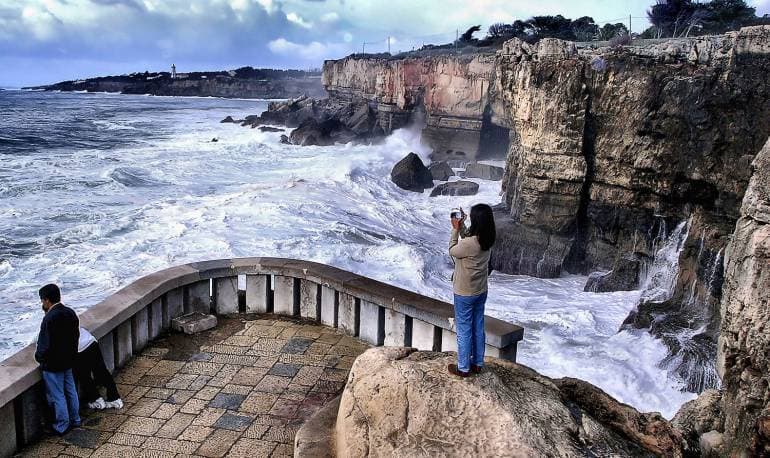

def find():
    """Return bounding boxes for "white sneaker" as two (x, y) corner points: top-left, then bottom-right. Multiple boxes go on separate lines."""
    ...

(105, 398), (124, 409)
(87, 397), (106, 410)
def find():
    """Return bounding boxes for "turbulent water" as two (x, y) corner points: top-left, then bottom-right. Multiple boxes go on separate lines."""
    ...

(0, 90), (695, 417)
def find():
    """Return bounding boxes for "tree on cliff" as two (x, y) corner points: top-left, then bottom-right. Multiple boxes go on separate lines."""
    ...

(459, 25), (482, 43)
(484, 16), (603, 44)
(645, 0), (761, 38)
(600, 22), (629, 39)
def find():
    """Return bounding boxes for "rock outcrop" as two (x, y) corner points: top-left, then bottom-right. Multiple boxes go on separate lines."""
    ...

(429, 181), (479, 197)
(584, 254), (644, 292)
(390, 153), (434, 192)
(671, 389), (723, 452)
(334, 347), (686, 457)
(713, 137), (770, 455)
(428, 161), (455, 181)
(323, 53), (507, 161)
(463, 162), (504, 181)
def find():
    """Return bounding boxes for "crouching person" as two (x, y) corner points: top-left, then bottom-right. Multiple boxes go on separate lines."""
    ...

(74, 327), (123, 410)
(35, 284), (81, 435)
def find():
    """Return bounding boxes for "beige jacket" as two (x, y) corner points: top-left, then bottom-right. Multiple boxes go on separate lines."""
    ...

(449, 228), (490, 296)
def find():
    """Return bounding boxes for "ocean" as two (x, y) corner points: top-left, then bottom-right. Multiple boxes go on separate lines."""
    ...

(0, 90), (696, 417)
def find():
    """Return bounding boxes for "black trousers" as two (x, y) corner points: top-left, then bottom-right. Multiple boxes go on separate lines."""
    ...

(73, 342), (120, 403)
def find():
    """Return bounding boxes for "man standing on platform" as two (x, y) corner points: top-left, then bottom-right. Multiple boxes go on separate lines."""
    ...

(35, 284), (81, 435)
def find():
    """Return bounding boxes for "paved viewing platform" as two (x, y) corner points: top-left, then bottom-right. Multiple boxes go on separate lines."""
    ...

(0, 258), (523, 457)
(18, 315), (369, 457)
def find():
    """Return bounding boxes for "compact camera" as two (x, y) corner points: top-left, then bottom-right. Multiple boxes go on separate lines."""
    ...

(450, 208), (463, 219)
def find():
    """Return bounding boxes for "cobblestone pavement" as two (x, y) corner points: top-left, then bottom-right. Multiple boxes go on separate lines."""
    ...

(17, 315), (370, 457)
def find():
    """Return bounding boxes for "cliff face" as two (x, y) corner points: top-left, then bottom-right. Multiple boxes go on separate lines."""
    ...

(323, 53), (507, 160)
(715, 137), (770, 455)
(492, 27), (770, 391)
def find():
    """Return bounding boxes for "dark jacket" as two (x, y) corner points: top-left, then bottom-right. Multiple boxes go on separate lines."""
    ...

(35, 303), (80, 372)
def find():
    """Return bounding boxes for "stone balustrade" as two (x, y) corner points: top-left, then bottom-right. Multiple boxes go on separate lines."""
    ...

(0, 257), (523, 457)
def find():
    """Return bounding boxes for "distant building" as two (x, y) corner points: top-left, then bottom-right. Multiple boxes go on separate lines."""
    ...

(171, 64), (177, 79)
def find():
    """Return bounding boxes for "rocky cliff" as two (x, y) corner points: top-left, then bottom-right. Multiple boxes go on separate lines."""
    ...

(316, 27), (770, 394)
(715, 137), (770, 455)
(493, 27), (770, 392)
(323, 52), (510, 160)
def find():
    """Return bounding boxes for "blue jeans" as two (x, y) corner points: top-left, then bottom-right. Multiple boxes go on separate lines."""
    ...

(453, 291), (487, 372)
(42, 369), (81, 433)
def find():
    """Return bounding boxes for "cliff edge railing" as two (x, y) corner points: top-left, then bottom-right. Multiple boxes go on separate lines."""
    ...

(0, 257), (523, 457)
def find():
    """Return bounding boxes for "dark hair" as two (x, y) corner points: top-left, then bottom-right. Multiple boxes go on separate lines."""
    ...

(468, 203), (496, 251)
(39, 284), (61, 304)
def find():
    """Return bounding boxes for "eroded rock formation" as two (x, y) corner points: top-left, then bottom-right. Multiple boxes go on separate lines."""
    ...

(323, 53), (508, 161)
(714, 137), (770, 455)
(334, 347), (687, 457)
(493, 27), (770, 391)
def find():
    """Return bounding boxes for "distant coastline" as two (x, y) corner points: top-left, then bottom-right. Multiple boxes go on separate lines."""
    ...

(24, 66), (326, 99)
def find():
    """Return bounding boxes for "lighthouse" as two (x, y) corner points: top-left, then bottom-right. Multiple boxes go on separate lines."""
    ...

(171, 64), (177, 79)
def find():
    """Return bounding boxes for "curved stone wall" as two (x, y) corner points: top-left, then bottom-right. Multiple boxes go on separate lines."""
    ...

(0, 257), (523, 457)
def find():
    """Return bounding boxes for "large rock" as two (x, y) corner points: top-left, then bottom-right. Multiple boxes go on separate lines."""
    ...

(390, 153), (434, 192)
(715, 137), (770, 456)
(289, 118), (357, 146)
(335, 347), (686, 457)
(428, 161), (455, 181)
(584, 254), (644, 292)
(429, 181), (479, 197)
(464, 162), (504, 180)
(672, 389), (723, 453)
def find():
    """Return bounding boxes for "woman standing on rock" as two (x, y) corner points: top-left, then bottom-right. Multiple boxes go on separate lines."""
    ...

(448, 203), (496, 377)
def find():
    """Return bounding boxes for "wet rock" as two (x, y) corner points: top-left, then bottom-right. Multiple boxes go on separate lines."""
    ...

(672, 389), (723, 452)
(584, 254), (645, 292)
(345, 102), (374, 135)
(258, 126), (284, 132)
(464, 163), (504, 180)
(390, 153), (434, 192)
(430, 181), (479, 197)
(288, 118), (355, 146)
(428, 161), (455, 181)
(211, 138), (218, 143)
(335, 347), (686, 457)
(241, 114), (260, 127)
(220, 115), (238, 123)
(279, 134), (290, 144)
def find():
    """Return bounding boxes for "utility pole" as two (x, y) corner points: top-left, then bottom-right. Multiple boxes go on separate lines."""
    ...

(362, 42), (365, 55)
(387, 36), (391, 54)
(629, 15), (632, 37)
(455, 29), (458, 53)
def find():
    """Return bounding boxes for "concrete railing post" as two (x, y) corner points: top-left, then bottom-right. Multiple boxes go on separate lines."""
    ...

(214, 276), (238, 315)
(299, 279), (320, 321)
(320, 286), (337, 327)
(359, 301), (384, 346)
(185, 280), (211, 314)
(245, 275), (269, 313)
(338, 293), (358, 336)
(131, 307), (149, 353)
(273, 275), (296, 316)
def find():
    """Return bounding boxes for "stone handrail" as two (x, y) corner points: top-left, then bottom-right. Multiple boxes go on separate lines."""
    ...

(0, 257), (523, 456)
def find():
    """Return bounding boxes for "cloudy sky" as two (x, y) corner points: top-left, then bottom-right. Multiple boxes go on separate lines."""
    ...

(1, 0), (769, 86)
